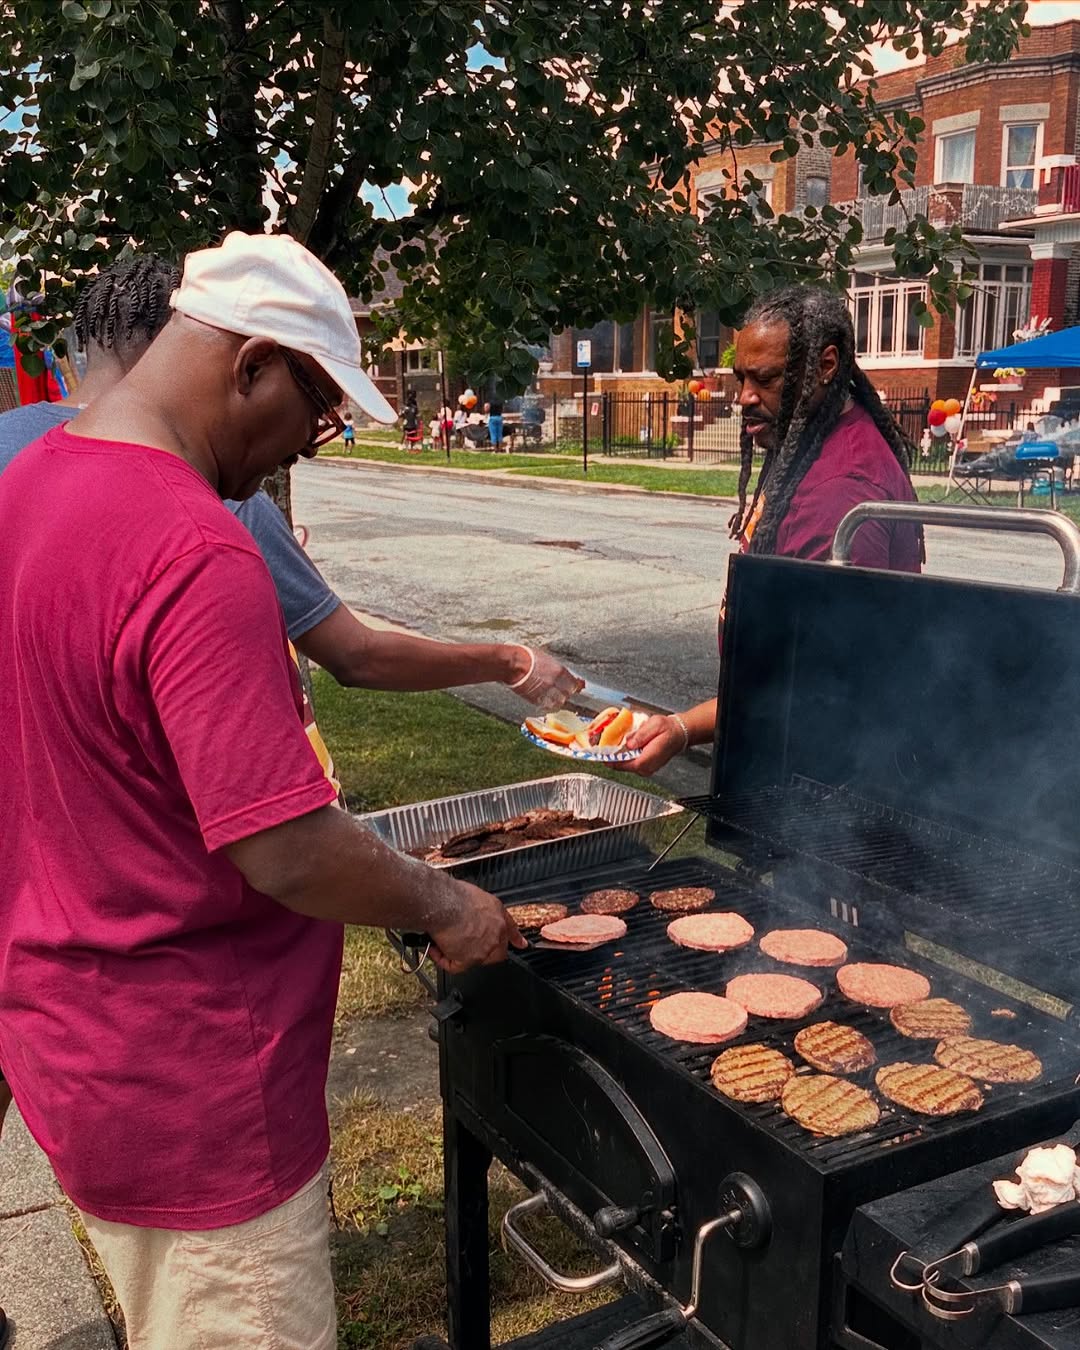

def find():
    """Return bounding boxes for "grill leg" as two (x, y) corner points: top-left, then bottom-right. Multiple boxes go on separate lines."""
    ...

(444, 1110), (493, 1350)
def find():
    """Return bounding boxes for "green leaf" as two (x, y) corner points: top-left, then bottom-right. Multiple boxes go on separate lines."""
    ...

(61, 0), (88, 20)
(86, 0), (111, 14)
(377, 1185), (399, 1201)
(20, 351), (45, 378)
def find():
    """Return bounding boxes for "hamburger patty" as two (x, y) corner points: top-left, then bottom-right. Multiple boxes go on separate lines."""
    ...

(760, 928), (848, 968)
(649, 886), (715, 914)
(726, 972), (823, 1020)
(934, 1036), (1042, 1084)
(781, 1073), (880, 1137)
(580, 888), (640, 916)
(875, 1062), (984, 1116)
(711, 1044), (795, 1103)
(890, 998), (972, 1040)
(794, 1021), (876, 1075)
(667, 912), (755, 952)
(505, 903), (569, 931)
(649, 992), (748, 1044)
(837, 962), (931, 1008)
(539, 914), (627, 945)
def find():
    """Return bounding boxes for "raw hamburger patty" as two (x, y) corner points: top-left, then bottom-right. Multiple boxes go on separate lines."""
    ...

(794, 1021), (876, 1075)
(649, 992), (748, 1045)
(781, 1074), (880, 1137)
(726, 972), (823, 1020)
(650, 886), (716, 914)
(875, 1062), (984, 1116)
(760, 928), (848, 967)
(890, 998), (972, 1040)
(580, 888), (640, 916)
(539, 914), (627, 945)
(934, 1036), (1042, 1084)
(837, 963), (931, 1009)
(710, 1044), (794, 1103)
(667, 912), (755, 952)
(505, 903), (568, 931)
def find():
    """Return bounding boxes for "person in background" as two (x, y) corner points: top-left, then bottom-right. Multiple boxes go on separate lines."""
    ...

(625, 284), (922, 776)
(487, 396), (505, 451)
(342, 409), (355, 448)
(0, 230), (524, 1349)
(401, 396), (422, 451)
(453, 402), (467, 447)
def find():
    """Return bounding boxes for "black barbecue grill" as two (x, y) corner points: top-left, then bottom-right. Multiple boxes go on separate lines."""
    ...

(428, 505), (1080, 1350)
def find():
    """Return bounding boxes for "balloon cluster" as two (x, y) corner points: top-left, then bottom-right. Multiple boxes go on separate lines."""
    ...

(927, 397), (963, 439)
(686, 379), (710, 400)
(458, 387), (478, 410)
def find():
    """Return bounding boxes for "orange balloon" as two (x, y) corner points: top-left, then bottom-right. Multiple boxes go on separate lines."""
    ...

(687, 379), (702, 395)
(943, 398), (961, 415)
(931, 399), (947, 413)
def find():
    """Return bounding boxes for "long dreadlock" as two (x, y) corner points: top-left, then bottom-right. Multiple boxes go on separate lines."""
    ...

(73, 254), (181, 357)
(727, 285), (918, 558)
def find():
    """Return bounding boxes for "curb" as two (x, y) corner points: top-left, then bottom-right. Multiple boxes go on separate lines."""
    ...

(311, 454), (739, 508)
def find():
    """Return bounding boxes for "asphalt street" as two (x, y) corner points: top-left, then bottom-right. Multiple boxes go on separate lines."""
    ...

(292, 459), (1068, 714)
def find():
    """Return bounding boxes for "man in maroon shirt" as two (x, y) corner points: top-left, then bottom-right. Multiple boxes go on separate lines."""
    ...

(627, 284), (922, 775)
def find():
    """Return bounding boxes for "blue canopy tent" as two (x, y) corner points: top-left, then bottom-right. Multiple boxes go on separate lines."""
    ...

(975, 324), (1080, 370)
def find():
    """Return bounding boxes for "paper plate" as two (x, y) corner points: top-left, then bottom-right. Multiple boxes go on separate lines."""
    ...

(520, 723), (641, 763)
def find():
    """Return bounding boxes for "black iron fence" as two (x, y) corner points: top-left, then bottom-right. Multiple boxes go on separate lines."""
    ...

(445, 390), (1055, 477)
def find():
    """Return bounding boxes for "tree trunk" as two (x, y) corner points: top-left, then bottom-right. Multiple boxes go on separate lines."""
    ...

(210, 0), (266, 233)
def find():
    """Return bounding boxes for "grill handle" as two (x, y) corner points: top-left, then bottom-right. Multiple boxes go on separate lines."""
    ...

(596, 1308), (688, 1350)
(830, 502), (1080, 594)
(500, 1191), (622, 1294)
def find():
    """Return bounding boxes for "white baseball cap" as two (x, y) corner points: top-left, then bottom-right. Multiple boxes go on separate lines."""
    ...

(170, 231), (397, 424)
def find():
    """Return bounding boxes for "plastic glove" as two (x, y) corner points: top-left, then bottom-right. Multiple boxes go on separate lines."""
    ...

(509, 646), (585, 711)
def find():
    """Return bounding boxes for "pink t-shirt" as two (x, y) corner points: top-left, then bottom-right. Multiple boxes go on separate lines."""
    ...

(0, 426), (340, 1229)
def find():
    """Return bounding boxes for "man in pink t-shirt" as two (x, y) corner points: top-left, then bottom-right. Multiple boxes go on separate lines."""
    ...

(0, 233), (522, 1350)
(627, 284), (924, 776)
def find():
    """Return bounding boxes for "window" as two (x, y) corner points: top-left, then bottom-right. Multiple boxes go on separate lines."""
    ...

(805, 175), (829, 208)
(954, 262), (1033, 358)
(936, 128), (975, 184)
(647, 310), (672, 372)
(746, 177), (773, 216)
(696, 311), (724, 369)
(571, 320), (641, 373)
(403, 348), (434, 372)
(618, 320), (636, 372)
(1002, 123), (1042, 189)
(847, 274), (928, 359)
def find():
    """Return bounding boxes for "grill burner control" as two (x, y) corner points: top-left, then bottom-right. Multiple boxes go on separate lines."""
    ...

(717, 1172), (771, 1250)
(594, 1203), (641, 1237)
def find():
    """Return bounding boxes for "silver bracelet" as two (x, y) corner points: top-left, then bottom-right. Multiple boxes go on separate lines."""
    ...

(671, 713), (691, 753)
(507, 645), (536, 689)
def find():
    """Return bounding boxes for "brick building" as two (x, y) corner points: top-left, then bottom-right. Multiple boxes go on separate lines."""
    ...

(539, 19), (1080, 410)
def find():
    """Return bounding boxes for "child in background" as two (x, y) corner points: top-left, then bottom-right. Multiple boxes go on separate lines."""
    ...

(342, 411), (355, 449)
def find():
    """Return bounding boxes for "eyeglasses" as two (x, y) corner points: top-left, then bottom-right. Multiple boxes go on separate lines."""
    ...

(280, 349), (346, 449)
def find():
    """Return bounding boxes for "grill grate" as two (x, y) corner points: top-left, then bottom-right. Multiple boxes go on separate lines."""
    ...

(498, 853), (1077, 1171)
(683, 779), (1080, 958)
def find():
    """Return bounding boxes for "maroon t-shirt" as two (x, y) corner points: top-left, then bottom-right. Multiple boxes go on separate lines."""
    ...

(768, 402), (921, 571)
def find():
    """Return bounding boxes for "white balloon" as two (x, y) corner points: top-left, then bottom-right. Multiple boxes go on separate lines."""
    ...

(930, 423), (949, 438)
(944, 413), (963, 436)
(462, 387), (475, 401)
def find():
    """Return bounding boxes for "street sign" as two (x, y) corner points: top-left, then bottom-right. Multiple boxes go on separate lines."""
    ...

(576, 339), (592, 368)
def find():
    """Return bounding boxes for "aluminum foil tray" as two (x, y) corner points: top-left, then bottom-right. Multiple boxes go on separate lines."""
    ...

(357, 773), (684, 889)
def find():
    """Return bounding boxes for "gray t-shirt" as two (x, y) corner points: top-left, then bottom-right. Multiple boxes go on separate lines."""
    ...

(0, 401), (340, 641)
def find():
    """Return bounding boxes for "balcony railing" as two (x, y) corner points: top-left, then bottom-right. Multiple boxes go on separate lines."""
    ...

(843, 183), (1038, 242)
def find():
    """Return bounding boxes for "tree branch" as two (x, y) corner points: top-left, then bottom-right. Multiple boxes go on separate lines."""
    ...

(289, 10), (347, 244)
(209, 0), (266, 232)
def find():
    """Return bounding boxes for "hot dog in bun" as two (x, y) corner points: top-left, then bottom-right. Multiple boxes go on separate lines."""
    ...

(524, 706), (646, 754)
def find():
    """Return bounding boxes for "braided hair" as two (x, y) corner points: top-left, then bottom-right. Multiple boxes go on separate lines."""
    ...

(728, 285), (918, 557)
(73, 254), (181, 358)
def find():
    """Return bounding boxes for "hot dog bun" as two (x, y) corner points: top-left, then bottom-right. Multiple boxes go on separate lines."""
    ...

(599, 707), (635, 748)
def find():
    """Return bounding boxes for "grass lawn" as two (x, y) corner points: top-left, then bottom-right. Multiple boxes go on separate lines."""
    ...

(510, 460), (745, 496)
(327, 443), (576, 471)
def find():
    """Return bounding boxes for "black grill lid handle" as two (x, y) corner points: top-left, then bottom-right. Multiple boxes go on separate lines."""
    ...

(596, 1307), (688, 1350)
(830, 502), (1080, 594)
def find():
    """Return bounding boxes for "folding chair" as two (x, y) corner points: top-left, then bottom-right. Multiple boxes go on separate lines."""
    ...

(944, 439), (995, 505)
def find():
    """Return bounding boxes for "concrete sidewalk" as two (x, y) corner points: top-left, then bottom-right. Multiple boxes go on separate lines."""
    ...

(0, 1110), (115, 1349)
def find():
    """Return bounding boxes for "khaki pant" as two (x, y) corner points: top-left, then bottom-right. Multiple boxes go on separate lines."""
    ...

(79, 1162), (336, 1350)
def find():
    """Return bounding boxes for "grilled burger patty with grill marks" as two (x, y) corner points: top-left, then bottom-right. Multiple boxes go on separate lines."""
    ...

(504, 903), (569, 931)
(934, 1036), (1043, 1084)
(726, 972), (824, 1020)
(580, 888), (640, 916)
(760, 928), (848, 968)
(875, 1062), (985, 1116)
(890, 998), (972, 1040)
(781, 1073), (881, 1137)
(539, 914), (627, 945)
(649, 886), (716, 913)
(837, 962), (931, 1009)
(710, 1044), (795, 1103)
(794, 1021), (877, 1074)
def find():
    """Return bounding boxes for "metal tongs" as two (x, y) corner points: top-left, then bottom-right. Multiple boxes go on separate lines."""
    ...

(888, 1119), (1080, 1322)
